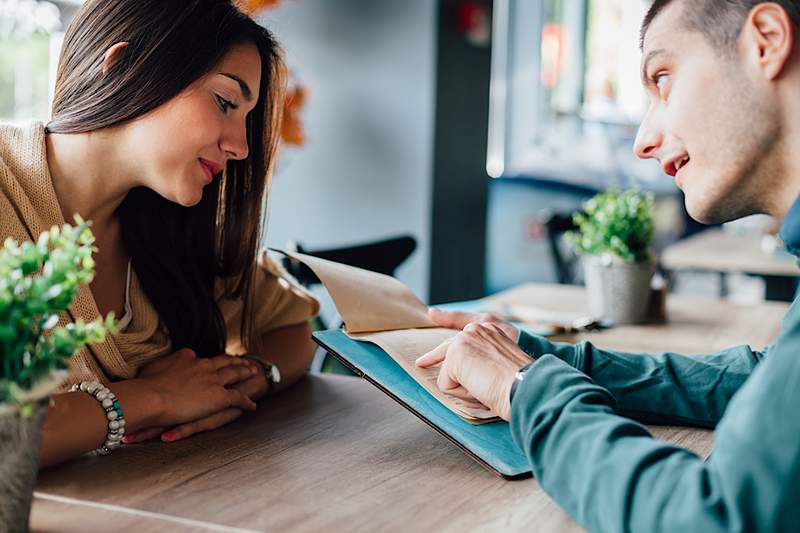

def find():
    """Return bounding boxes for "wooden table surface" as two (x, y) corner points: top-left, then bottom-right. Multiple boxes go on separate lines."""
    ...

(31, 284), (789, 533)
(661, 228), (799, 277)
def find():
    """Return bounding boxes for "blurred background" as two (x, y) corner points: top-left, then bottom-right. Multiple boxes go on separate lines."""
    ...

(1, 0), (792, 314)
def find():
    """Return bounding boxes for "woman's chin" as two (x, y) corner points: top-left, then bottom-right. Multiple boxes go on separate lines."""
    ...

(171, 189), (203, 208)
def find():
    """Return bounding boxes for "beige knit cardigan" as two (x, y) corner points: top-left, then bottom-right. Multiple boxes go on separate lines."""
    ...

(0, 121), (319, 388)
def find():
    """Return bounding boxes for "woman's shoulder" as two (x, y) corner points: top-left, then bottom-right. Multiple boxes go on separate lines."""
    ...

(0, 120), (51, 242)
(0, 120), (46, 178)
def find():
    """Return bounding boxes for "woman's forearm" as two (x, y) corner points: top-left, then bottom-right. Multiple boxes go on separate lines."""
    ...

(251, 321), (316, 392)
(39, 378), (163, 469)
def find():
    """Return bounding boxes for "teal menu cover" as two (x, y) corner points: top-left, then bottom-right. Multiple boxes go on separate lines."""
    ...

(312, 327), (533, 480)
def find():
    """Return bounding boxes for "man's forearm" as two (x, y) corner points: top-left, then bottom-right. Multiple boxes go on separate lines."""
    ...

(510, 350), (800, 533)
(517, 331), (764, 426)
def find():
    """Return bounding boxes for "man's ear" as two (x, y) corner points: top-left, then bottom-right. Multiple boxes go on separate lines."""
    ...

(742, 3), (794, 81)
(101, 41), (129, 75)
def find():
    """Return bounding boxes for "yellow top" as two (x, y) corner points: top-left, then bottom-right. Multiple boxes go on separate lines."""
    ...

(0, 121), (319, 387)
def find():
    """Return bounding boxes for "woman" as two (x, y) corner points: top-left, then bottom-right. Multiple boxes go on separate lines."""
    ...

(0, 0), (319, 467)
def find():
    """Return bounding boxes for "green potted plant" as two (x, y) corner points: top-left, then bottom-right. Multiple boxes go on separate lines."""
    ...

(0, 217), (115, 532)
(566, 187), (656, 324)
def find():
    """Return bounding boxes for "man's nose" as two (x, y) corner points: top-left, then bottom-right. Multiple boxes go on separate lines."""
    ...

(633, 117), (663, 160)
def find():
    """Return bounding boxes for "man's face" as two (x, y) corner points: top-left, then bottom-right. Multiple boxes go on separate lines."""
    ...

(634, 2), (781, 224)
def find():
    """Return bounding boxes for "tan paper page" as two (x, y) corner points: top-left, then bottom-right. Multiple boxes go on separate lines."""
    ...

(274, 249), (500, 423)
(349, 328), (498, 422)
(277, 250), (435, 334)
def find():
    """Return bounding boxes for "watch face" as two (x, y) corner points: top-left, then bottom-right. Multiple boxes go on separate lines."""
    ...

(269, 364), (281, 384)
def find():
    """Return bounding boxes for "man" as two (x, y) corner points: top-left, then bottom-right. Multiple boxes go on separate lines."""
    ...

(416, 1), (800, 532)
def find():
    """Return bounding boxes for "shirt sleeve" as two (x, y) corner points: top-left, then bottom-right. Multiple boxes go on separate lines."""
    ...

(218, 250), (320, 355)
(517, 330), (767, 427)
(510, 320), (800, 533)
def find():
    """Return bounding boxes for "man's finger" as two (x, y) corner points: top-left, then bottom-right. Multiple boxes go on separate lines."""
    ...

(415, 339), (451, 368)
(162, 408), (243, 442)
(428, 308), (480, 330)
(445, 384), (479, 402)
(436, 360), (462, 393)
(461, 399), (491, 410)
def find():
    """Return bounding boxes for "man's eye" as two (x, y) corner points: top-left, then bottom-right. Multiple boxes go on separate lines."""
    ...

(654, 74), (670, 93)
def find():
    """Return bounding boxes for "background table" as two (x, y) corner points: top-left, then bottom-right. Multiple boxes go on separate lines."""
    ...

(661, 229), (799, 300)
(31, 284), (788, 532)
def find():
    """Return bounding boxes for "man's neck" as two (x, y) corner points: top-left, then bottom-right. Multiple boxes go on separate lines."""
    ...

(45, 130), (137, 233)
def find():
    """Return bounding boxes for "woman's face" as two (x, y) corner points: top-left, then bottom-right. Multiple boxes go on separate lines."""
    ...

(122, 43), (262, 207)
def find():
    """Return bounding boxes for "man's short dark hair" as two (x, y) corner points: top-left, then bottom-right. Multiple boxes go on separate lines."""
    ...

(641, 0), (800, 53)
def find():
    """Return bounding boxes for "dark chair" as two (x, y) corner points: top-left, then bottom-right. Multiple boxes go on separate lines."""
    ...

(281, 235), (417, 374)
(544, 211), (581, 285)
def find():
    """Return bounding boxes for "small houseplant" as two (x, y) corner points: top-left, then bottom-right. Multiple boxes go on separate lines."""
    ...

(566, 188), (656, 324)
(0, 217), (115, 532)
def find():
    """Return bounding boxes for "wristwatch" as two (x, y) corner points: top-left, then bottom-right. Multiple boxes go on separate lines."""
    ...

(509, 362), (535, 405)
(244, 356), (281, 394)
(261, 361), (281, 393)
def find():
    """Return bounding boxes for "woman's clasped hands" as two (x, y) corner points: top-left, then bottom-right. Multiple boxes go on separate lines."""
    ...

(122, 348), (269, 444)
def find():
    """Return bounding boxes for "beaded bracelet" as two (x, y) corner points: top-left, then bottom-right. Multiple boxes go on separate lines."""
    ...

(69, 380), (126, 455)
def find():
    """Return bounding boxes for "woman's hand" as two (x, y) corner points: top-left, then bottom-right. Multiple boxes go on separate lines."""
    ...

(123, 348), (260, 443)
(416, 322), (531, 420)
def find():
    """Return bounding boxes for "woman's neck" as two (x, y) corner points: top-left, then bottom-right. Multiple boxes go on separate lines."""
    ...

(45, 129), (138, 233)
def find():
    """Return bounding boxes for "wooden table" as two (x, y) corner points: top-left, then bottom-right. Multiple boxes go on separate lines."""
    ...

(31, 284), (788, 533)
(661, 229), (799, 300)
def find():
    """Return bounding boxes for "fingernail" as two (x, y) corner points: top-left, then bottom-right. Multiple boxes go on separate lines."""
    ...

(162, 432), (174, 441)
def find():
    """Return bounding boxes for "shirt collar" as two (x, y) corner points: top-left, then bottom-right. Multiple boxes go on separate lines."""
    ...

(779, 193), (800, 256)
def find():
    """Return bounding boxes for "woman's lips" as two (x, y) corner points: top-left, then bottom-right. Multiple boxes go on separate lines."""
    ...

(198, 158), (219, 184)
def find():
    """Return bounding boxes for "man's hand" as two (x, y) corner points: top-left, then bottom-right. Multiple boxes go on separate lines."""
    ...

(416, 322), (532, 420)
(428, 308), (520, 342)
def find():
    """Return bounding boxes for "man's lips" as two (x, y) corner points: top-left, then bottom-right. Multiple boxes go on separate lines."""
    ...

(662, 153), (690, 178)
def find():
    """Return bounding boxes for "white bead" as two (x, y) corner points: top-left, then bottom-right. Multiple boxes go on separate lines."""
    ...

(96, 390), (108, 401)
(79, 382), (90, 391)
(102, 398), (113, 408)
(87, 382), (100, 393)
(107, 433), (122, 442)
(106, 410), (118, 420)
(109, 420), (120, 430)
(118, 419), (126, 427)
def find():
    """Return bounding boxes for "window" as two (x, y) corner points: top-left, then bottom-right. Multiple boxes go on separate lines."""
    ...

(0, 0), (75, 122)
(488, 0), (668, 190)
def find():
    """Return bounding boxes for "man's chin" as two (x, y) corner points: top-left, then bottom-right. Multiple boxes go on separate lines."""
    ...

(685, 192), (754, 226)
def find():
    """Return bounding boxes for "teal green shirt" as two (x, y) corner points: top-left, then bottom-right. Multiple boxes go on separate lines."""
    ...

(510, 196), (800, 533)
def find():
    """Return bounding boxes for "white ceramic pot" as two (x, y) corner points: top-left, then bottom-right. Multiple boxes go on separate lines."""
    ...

(583, 254), (655, 325)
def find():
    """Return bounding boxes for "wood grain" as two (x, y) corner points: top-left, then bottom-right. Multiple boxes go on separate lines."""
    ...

(33, 285), (786, 532)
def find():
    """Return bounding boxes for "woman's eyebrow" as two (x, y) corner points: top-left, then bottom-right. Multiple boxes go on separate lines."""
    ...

(220, 72), (253, 102)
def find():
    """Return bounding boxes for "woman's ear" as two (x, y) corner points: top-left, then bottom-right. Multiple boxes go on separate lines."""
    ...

(101, 41), (130, 75)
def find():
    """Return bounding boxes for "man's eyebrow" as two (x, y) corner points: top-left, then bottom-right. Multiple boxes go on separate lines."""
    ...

(220, 72), (253, 102)
(641, 48), (670, 85)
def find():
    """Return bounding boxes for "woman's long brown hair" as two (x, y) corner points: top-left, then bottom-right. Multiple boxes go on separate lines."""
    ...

(46, 0), (286, 357)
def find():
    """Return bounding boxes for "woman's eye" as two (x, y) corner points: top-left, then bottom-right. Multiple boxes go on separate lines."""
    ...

(216, 95), (235, 113)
